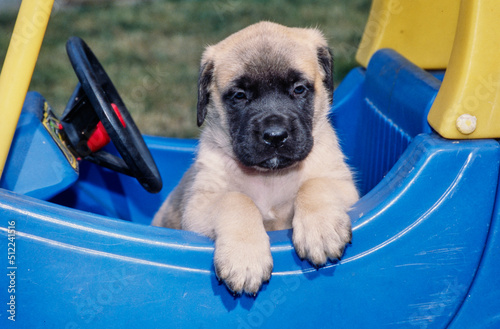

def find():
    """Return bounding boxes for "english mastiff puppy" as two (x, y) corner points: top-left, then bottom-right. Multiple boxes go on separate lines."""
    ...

(153, 21), (358, 295)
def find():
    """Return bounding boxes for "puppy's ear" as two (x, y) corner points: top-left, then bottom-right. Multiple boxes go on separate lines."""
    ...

(317, 46), (334, 104)
(197, 60), (214, 127)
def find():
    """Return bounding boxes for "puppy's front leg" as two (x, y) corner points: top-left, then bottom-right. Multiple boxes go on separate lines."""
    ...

(211, 192), (273, 295)
(293, 178), (358, 266)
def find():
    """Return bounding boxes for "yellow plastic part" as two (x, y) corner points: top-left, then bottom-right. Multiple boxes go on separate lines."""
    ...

(356, 0), (460, 69)
(428, 0), (500, 139)
(0, 0), (54, 179)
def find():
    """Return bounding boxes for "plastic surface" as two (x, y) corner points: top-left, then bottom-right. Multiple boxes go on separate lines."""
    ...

(0, 92), (78, 200)
(447, 180), (500, 329)
(428, 0), (500, 139)
(332, 48), (440, 195)
(2, 50), (500, 327)
(0, 0), (55, 177)
(355, 0), (459, 69)
(50, 135), (197, 225)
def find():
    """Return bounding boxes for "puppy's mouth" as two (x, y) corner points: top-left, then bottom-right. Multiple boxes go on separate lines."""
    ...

(233, 134), (313, 171)
(257, 156), (296, 170)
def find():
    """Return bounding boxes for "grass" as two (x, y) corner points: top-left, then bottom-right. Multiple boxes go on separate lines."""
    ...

(0, 0), (370, 137)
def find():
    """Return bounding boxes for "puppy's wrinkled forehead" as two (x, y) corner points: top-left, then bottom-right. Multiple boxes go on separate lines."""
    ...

(203, 22), (328, 89)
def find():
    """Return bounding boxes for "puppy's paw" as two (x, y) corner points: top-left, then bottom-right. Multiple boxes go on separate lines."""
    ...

(214, 233), (273, 296)
(292, 207), (352, 267)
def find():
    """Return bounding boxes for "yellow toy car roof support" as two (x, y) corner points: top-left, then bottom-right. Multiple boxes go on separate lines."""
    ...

(358, 0), (500, 139)
(0, 0), (55, 178)
(355, 0), (460, 70)
(428, 0), (500, 139)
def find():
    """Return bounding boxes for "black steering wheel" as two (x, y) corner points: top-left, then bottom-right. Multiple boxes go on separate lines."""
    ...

(62, 37), (162, 193)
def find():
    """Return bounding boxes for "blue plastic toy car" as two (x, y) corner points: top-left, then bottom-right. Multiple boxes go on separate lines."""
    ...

(1, 0), (499, 328)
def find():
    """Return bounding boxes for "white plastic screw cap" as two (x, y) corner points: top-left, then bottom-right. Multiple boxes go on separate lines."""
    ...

(456, 114), (477, 135)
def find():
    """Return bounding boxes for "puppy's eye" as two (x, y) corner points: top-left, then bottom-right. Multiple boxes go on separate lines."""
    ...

(293, 85), (307, 96)
(233, 91), (247, 101)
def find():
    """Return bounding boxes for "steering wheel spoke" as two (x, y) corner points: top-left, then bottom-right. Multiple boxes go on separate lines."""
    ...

(86, 151), (132, 176)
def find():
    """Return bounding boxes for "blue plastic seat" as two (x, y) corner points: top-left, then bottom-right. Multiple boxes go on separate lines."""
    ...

(332, 49), (441, 195)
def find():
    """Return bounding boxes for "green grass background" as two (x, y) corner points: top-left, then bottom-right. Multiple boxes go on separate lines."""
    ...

(0, 0), (370, 137)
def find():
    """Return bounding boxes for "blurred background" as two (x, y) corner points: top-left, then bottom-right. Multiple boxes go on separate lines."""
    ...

(0, 0), (371, 137)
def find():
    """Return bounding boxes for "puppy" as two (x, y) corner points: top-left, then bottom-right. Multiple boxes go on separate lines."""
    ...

(152, 21), (358, 295)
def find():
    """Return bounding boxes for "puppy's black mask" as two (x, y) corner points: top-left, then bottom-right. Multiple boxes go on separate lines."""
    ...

(223, 68), (315, 170)
(197, 47), (334, 170)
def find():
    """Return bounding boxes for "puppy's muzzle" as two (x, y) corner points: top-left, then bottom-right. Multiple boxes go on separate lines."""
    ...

(249, 114), (305, 170)
(232, 106), (313, 170)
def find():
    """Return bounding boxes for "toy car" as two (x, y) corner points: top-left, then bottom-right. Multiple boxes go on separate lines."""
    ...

(1, 0), (499, 327)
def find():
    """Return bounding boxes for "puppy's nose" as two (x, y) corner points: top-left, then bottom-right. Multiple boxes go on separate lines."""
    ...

(262, 126), (288, 148)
